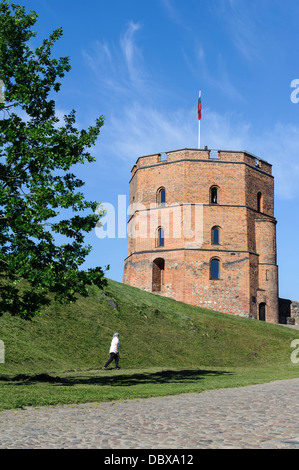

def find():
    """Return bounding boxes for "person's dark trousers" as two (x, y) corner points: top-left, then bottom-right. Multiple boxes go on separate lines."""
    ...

(104, 353), (119, 369)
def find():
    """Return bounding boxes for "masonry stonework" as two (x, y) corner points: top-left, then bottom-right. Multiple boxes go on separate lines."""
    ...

(123, 148), (279, 324)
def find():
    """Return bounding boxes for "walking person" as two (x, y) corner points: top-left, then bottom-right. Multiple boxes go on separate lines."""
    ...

(102, 333), (120, 370)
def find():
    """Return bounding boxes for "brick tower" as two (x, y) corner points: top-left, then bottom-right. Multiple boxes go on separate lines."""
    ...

(123, 148), (279, 323)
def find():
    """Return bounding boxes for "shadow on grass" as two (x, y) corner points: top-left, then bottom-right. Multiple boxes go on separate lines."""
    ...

(0, 369), (233, 387)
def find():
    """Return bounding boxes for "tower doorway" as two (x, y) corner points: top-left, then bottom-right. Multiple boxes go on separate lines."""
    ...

(259, 302), (266, 321)
(152, 258), (165, 292)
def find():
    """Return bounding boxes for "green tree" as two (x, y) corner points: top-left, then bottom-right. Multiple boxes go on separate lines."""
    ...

(0, 1), (107, 319)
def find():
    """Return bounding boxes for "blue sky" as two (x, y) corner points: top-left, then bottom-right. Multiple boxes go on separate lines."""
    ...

(17, 0), (299, 301)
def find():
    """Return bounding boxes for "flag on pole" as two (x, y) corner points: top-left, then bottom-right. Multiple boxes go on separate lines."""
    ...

(198, 90), (201, 148)
(198, 90), (201, 120)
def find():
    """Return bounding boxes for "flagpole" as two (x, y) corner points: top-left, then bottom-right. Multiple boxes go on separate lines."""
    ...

(197, 90), (201, 149)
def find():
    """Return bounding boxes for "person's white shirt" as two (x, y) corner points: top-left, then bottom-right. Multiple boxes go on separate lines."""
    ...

(109, 336), (119, 354)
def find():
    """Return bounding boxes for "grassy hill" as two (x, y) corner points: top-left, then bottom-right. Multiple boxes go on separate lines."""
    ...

(0, 279), (298, 410)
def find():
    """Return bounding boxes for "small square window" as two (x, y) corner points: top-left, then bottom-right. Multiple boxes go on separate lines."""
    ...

(210, 150), (218, 159)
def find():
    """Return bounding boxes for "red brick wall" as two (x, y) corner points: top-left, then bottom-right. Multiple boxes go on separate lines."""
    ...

(123, 149), (279, 323)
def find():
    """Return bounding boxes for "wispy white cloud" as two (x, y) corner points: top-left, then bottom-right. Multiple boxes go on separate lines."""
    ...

(180, 37), (244, 103)
(191, 45), (245, 102)
(101, 105), (249, 164)
(120, 21), (143, 85)
(83, 21), (148, 98)
(99, 103), (299, 200)
(160, 0), (181, 23)
(159, 0), (190, 30)
(83, 15), (299, 201)
(203, 109), (251, 149)
(254, 123), (299, 200)
(204, 112), (299, 200)
(100, 103), (196, 162)
(82, 39), (127, 96)
(214, 0), (263, 62)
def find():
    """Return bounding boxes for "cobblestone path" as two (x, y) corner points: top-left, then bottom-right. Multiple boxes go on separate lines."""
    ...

(0, 379), (298, 449)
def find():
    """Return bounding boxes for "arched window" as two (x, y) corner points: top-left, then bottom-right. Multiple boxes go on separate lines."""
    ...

(212, 226), (220, 245)
(257, 192), (263, 212)
(157, 187), (166, 205)
(210, 186), (218, 204)
(152, 258), (165, 292)
(210, 258), (220, 280)
(157, 227), (164, 247)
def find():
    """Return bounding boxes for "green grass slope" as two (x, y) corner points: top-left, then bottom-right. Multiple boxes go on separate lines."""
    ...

(1, 278), (298, 373)
(0, 279), (298, 411)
